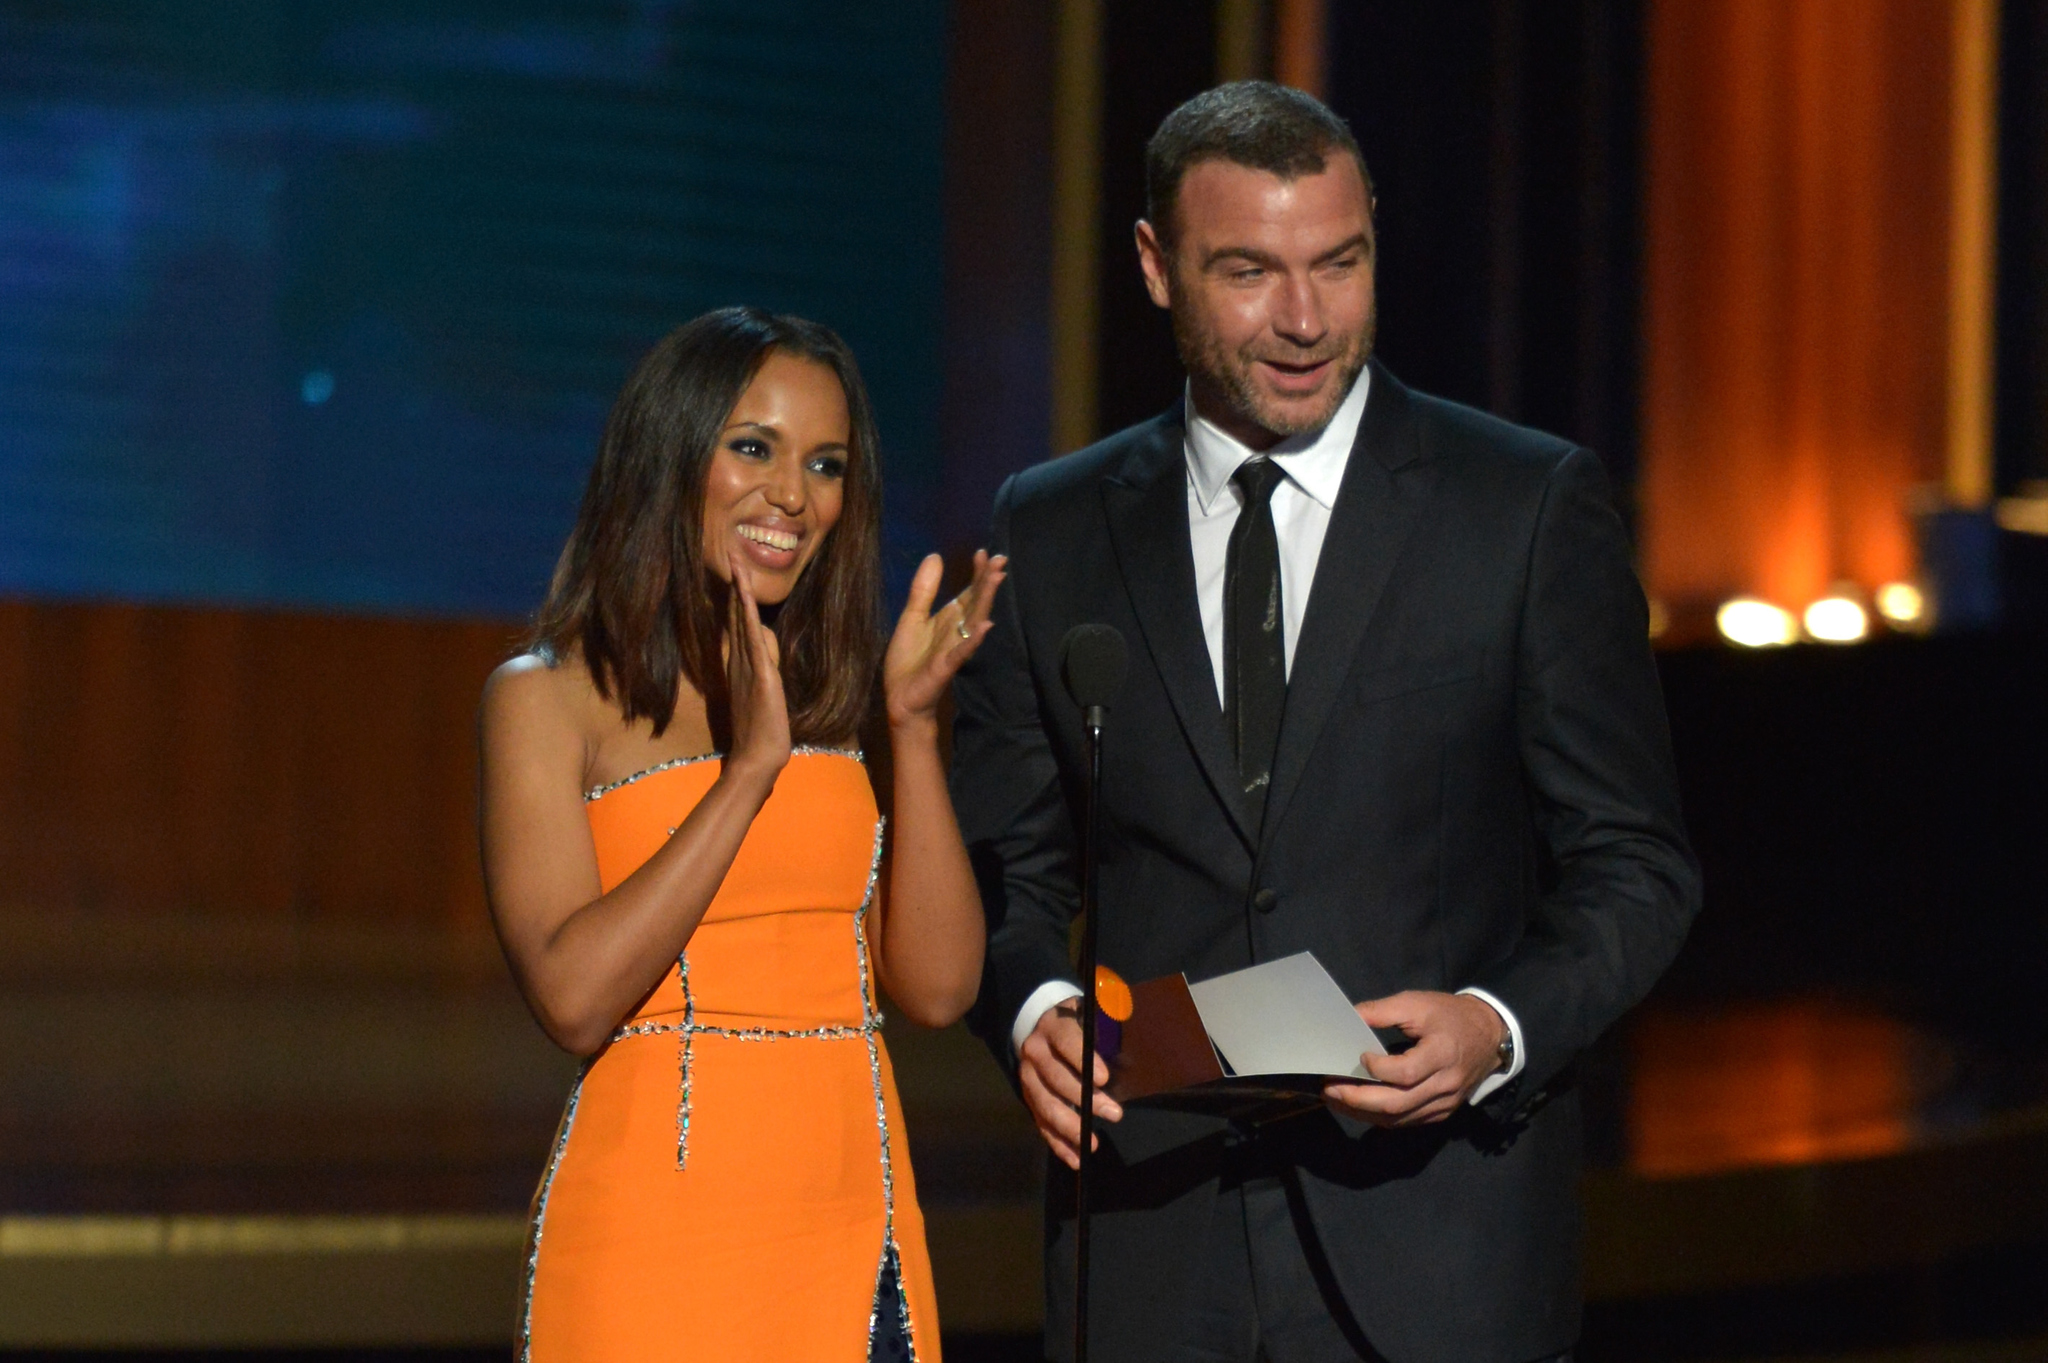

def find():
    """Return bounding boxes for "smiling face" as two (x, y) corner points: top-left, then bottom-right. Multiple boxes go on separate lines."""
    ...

(699, 349), (850, 605)
(1137, 154), (1376, 450)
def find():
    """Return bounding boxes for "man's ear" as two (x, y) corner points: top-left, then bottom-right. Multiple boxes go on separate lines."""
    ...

(1134, 219), (1173, 310)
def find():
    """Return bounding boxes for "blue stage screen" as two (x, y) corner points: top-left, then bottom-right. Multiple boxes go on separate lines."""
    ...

(0, 2), (946, 618)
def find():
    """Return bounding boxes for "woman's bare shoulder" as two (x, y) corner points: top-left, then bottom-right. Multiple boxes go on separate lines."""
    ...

(482, 651), (608, 753)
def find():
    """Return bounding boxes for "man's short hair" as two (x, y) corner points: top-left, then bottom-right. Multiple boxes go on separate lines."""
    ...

(1144, 81), (1370, 249)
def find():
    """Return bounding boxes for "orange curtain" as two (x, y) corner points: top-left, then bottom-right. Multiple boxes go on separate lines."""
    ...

(1642, 0), (1954, 613)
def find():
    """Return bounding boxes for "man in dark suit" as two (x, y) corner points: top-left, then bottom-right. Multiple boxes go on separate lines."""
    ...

(951, 83), (1700, 1363)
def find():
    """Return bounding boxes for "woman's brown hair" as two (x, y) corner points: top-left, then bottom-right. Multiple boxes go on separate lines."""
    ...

(531, 306), (883, 744)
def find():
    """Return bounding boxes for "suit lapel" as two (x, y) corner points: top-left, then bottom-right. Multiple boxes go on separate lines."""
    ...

(1261, 363), (1439, 846)
(1101, 410), (1257, 850)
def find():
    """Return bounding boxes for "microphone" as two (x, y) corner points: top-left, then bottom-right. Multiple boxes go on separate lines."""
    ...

(1060, 622), (1128, 721)
(1057, 622), (1125, 1363)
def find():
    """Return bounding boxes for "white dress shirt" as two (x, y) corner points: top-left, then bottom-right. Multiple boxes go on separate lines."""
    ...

(1011, 370), (1524, 1103)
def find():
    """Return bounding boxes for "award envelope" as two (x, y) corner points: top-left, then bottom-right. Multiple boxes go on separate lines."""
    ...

(1100, 952), (1391, 1123)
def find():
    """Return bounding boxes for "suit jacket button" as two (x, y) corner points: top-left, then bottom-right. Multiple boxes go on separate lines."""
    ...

(1252, 888), (1279, 914)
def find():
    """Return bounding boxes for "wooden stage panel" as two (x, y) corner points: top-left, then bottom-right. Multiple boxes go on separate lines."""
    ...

(0, 598), (523, 930)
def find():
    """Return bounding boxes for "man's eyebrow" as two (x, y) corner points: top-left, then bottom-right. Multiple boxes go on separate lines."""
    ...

(1201, 245), (1283, 270)
(1200, 234), (1373, 271)
(1314, 233), (1372, 264)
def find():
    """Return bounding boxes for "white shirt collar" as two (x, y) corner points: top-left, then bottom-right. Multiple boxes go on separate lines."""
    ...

(1183, 365), (1371, 515)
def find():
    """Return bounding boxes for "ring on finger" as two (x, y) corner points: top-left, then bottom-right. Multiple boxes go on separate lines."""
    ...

(955, 618), (972, 640)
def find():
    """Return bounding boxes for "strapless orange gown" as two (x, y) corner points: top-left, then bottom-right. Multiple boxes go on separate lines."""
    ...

(521, 748), (941, 1361)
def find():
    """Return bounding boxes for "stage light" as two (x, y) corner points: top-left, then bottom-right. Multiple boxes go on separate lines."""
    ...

(1716, 598), (1796, 647)
(1803, 595), (1869, 643)
(1875, 581), (1924, 625)
(300, 370), (334, 405)
(1995, 487), (2048, 536)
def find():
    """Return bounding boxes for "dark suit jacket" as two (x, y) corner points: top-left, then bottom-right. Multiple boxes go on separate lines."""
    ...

(950, 362), (1701, 1363)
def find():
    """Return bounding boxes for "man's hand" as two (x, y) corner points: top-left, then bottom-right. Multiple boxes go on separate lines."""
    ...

(1018, 1001), (1124, 1169)
(1323, 991), (1506, 1127)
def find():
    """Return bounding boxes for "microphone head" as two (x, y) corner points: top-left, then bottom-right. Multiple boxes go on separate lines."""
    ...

(1060, 623), (1128, 711)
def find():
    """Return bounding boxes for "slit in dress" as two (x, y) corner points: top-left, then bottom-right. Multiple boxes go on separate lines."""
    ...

(868, 1241), (914, 1363)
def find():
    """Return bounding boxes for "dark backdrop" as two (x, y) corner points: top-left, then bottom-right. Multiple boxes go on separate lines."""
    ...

(1086, 0), (1646, 526)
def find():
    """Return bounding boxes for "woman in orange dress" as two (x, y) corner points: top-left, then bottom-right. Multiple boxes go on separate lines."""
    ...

(479, 306), (1003, 1362)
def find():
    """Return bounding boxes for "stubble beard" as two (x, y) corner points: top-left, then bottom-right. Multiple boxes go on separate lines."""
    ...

(1171, 287), (1377, 441)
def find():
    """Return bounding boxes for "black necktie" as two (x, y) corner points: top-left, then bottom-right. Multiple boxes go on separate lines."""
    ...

(1224, 458), (1287, 827)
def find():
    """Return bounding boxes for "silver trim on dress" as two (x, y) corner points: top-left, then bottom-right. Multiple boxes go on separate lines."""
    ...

(583, 746), (864, 803)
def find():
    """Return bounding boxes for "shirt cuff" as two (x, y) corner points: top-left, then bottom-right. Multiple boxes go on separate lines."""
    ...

(1457, 985), (1525, 1104)
(1012, 979), (1085, 1055)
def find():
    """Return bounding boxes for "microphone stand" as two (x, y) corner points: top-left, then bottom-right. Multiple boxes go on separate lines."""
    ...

(1073, 701), (1105, 1363)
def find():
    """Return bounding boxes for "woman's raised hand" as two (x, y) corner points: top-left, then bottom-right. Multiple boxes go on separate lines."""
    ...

(724, 551), (792, 783)
(884, 550), (1008, 731)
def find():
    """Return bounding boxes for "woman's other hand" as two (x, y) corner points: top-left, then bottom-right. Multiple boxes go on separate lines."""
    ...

(872, 548), (1004, 1026)
(884, 550), (1007, 733)
(725, 550), (792, 784)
